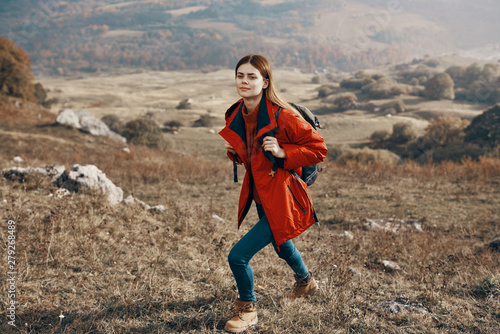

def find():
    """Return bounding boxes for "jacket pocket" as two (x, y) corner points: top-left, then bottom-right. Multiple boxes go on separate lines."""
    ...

(287, 185), (306, 213)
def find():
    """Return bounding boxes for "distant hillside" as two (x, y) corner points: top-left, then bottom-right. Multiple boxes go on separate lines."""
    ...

(1, 0), (499, 75)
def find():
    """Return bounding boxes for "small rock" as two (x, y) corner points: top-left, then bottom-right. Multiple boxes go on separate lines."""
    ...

(365, 218), (423, 233)
(123, 147), (131, 153)
(488, 237), (500, 252)
(385, 113), (392, 118)
(122, 195), (150, 210)
(338, 231), (354, 240)
(13, 156), (23, 163)
(55, 188), (70, 198)
(375, 298), (429, 315)
(382, 260), (401, 272)
(208, 129), (216, 134)
(212, 214), (225, 222)
(349, 267), (363, 276)
(148, 205), (165, 213)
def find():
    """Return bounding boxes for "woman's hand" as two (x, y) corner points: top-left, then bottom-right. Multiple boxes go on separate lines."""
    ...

(263, 136), (286, 158)
(225, 141), (236, 155)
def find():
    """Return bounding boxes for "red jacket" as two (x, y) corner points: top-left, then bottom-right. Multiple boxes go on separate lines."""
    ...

(219, 97), (328, 246)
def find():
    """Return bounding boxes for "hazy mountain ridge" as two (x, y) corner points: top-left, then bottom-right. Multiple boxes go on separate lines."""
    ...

(0, 0), (499, 75)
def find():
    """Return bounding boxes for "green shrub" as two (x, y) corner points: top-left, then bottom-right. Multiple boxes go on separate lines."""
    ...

(121, 118), (166, 149)
(424, 73), (455, 100)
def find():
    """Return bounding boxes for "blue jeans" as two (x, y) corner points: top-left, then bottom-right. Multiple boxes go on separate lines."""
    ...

(228, 204), (310, 301)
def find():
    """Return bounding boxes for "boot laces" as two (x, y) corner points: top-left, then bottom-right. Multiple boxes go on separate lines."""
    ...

(232, 303), (252, 320)
(292, 277), (308, 292)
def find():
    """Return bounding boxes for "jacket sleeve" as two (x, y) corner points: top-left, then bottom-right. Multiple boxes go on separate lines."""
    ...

(278, 110), (328, 170)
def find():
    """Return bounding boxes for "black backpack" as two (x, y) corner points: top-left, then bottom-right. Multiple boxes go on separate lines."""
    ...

(287, 102), (321, 186)
(265, 103), (321, 186)
(229, 102), (322, 186)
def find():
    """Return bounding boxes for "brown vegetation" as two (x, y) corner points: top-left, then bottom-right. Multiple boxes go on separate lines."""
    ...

(1, 100), (499, 333)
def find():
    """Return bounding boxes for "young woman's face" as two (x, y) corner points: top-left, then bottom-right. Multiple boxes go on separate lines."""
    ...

(235, 63), (269, 99)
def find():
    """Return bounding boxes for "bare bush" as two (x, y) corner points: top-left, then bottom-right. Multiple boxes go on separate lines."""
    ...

(389, 122), (417, 144)
(338, 147), (401, 165)
(361, 78), (401, 99)
(393, 99), (406, 113)
(193, 114), (215, 127)
(425, 116), (469, 145)
(370, 130), (390, 144)
(176, 98), (193, 109)
(425, 73), (455, 100)
(340, 71), (375, 90)
(318, 84), (338, 98)
(121, 118), (167, 148)
(101, 114), (124, 134)
(464, 103), (500, 148)
(164, 120), (183, 129)
(333, 92), (358, 109)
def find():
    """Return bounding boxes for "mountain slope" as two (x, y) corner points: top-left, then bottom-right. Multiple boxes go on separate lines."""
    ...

(0, 0), (499, 75)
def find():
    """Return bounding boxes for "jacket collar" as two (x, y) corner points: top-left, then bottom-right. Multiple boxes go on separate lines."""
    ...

(227, 95), (279, 147)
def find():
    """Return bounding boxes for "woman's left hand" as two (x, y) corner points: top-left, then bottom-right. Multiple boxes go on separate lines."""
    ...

(263, 136), (286, 158)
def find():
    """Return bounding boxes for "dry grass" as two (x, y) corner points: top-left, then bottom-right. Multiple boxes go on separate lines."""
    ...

(1, 103), (499, 333)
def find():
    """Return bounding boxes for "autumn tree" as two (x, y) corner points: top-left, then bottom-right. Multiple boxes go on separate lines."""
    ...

(0, 35), (35, 101)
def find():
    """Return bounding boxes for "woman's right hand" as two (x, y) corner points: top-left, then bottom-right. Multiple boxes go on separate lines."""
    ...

(225, 141), (236, 155)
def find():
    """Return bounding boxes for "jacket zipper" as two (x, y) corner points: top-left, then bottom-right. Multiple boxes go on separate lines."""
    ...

(294, 174), (313, 208)
(287, 185), (306, 213)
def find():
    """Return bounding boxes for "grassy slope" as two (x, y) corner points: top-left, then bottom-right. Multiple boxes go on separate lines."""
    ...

(0, 96), (499, 333)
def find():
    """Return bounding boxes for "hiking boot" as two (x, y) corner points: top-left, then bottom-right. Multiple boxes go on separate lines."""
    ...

(286, 272), (318, 298)
(224, 298), (258, 333)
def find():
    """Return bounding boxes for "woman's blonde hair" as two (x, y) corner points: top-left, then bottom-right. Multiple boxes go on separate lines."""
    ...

(235, 54), (303, 119)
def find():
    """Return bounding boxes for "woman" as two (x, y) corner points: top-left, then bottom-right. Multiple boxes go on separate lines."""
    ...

(219, 55), (328, 333)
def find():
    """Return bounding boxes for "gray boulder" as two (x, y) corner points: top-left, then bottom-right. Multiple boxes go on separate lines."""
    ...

(2, 165), (65, 183)
(57, 164), (123, 205)
(56, 109), (126, 143)
(3, 164), (124, 206)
